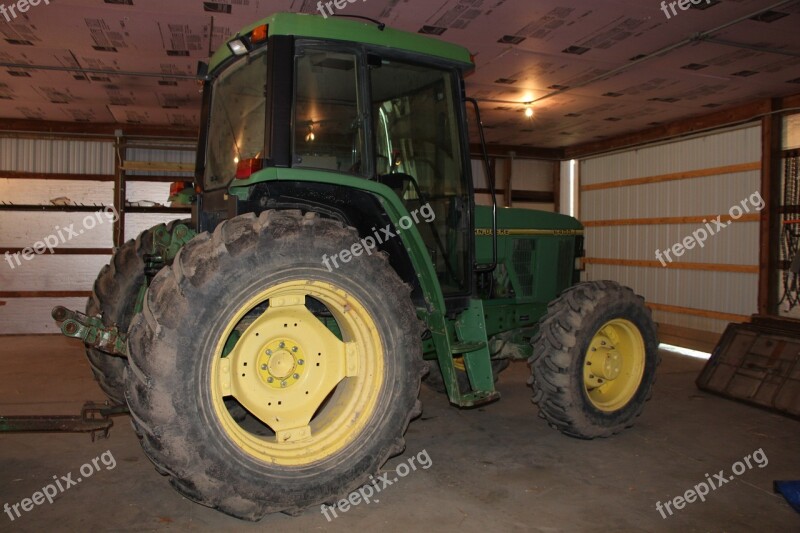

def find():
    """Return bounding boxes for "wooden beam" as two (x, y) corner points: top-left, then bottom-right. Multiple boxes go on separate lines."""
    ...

(583, 214), (760, 227)
(0, 248), (112, 255)
(0, 291), (92, 298)
(470, 143), (564, 160)
(474, 189), (555, 203)
(0, 118), (197, 139)
(647, 302), (750, 324)
(583, 257), (758, 273)
(580, 162), (760, 192)
(0, 171), (114, 182)
(511, 191), (555, 203)
(565, 99), (771, 159)
(124, 175), (191, 183)
(120, 161), (194, 172)
(124, 206), (192, 214)
(0, 205), (115, 212)
(657, 323), (721, 353)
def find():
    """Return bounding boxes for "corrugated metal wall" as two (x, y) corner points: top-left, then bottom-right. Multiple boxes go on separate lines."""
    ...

(580, 125), (762, 334)
(0, 137), (188, 334)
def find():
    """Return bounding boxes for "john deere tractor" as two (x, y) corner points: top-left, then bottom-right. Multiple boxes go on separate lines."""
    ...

(55, 13), (659, 520)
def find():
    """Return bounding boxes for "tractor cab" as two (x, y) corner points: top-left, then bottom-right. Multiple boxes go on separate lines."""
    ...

(196, 13), (476, 306)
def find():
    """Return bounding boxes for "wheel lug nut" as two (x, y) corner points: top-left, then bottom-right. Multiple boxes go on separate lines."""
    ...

(281, 381), (287, 388)
(261, 364), (267, 370)
(266, 349), (272, 355)
(292, 346), (298, 352)
(298, 359), (304, 365)
(267, 377), (274, 383)
(279, 341), (285, 348)
(293, 373), (299, 379)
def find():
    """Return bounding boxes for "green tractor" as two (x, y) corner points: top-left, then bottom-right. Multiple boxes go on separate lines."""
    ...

(56, 13), (659, 520)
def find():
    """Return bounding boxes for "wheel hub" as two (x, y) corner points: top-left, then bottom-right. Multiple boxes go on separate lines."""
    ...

(257, 338), (304, 388)
(583, 319), (646, 412)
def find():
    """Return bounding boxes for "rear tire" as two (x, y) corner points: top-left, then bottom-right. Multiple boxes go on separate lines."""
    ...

(126, 211), (424, 520)
(529, 280), (659, 439)
(85, 219), (189, 403)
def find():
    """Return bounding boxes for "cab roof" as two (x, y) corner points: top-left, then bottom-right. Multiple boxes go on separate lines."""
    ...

(208, 12), (473, 73)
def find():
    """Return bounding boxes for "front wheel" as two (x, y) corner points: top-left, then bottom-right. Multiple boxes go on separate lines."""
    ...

(529, 280), (659, 439)
(126, 211), (424, 519)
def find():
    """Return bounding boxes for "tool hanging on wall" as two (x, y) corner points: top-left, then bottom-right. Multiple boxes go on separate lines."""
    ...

(780, 154), (800, 310)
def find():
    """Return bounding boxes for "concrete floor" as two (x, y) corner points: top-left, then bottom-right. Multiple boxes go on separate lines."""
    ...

(1, 335), (798, 532)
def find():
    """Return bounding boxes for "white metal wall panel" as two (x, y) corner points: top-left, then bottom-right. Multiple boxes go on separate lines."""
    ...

(124, 214), (186, 242)
(580, 124), (761, 335)
(0, 138), (115, 332)
(512, 159), (554, 192)
(589, 223), (760, 265)
(0, 211), (114, 248)
(0, 297), (87, 335)
(0, 179), (113, 205)
(0, 255), (109, 292)
(581, 127), (761, 186)
(581, 172), (763, 221)
(126, 182), (172, 205)
(0, 138), (114, 174)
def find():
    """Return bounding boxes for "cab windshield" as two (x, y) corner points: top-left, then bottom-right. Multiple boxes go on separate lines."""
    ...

(204, 50), (268, 190)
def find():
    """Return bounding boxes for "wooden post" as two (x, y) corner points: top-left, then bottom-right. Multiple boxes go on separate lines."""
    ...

(553, 161), (561, 213)
(758, 99), (783, 316)
(505, 151), (515, 208)
(113, 134), (126, 249)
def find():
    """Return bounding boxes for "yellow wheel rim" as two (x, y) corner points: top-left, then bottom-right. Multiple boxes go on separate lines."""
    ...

(210, 280), (384, 466)
(583, 319), (645, 412)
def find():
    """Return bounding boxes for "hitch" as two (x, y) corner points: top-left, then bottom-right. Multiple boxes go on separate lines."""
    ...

(52, 306), (128, 357)
(0, 402), (129, 441)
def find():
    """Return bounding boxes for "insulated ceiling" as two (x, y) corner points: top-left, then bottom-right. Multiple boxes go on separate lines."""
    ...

(0, 0), (799, 148)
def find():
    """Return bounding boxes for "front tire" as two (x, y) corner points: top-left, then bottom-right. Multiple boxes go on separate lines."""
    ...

(126, 211), (424, 519)
(529, 280), (659, 439)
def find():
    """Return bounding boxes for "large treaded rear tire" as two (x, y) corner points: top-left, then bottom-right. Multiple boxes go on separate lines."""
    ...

(529, 280), (659, 439)
(125, 210), (425, 520)
(85, 219), (188, 403)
